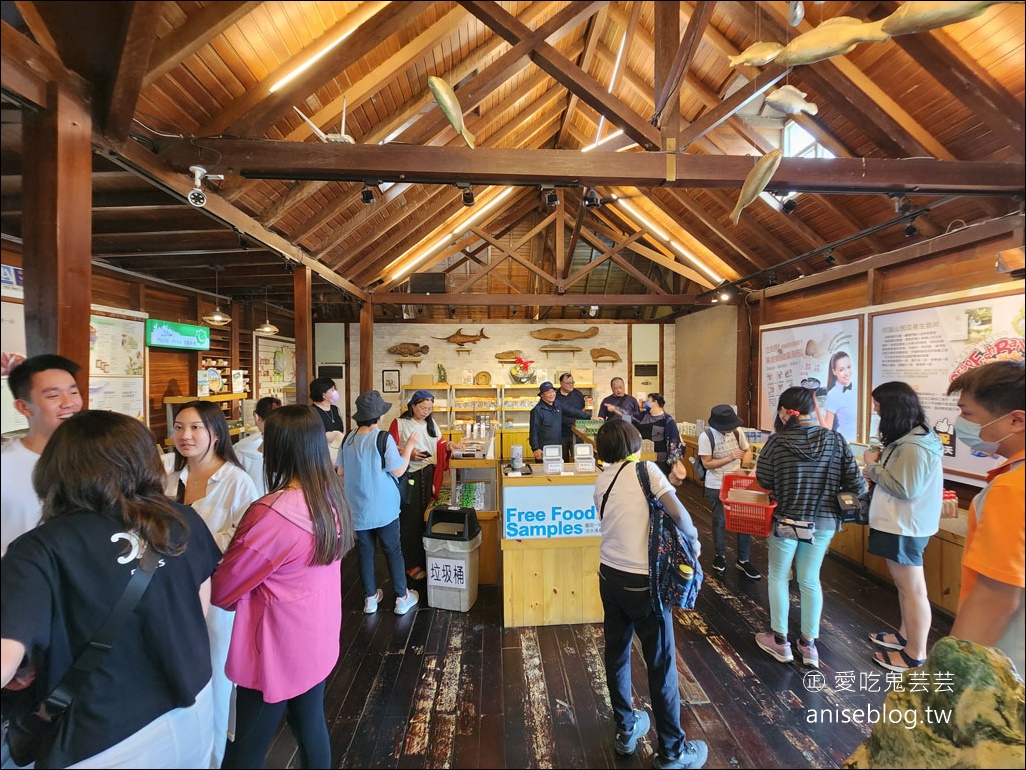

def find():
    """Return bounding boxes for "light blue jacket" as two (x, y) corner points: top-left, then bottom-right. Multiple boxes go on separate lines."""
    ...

(865, 426), (944, 537)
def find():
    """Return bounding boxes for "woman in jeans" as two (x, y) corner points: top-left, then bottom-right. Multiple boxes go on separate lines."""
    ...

(212, 405), (354, 768)
(593, 420), (708, 770)
(755, 387), (864, 668)
(863, 381), (944, 672)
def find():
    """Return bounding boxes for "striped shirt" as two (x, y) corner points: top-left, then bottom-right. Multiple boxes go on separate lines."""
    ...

(755, 422), (865, 522)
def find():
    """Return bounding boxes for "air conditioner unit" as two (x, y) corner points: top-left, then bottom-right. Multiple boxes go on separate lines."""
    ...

(632, 363), (659, 389)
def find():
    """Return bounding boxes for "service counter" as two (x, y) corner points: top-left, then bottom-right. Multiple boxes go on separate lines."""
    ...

(500, 466), (603, 627)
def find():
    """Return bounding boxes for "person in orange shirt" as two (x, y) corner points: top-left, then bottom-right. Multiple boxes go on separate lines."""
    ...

(946, 360), (1024, 675)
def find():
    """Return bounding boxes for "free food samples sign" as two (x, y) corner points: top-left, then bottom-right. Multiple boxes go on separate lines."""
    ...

(503, 484), (599, 539)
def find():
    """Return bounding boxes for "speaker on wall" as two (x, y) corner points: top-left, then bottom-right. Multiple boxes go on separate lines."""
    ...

(318, 365), (344, 379)
(408, 273), (447, 294)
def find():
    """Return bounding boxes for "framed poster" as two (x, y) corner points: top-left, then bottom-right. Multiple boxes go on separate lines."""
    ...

(382, 369), (400, 393)
(759, 316), (863, 442)
(870, 289), (1024, 482)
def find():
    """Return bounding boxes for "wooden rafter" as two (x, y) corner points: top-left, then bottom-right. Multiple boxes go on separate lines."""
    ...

(103, 1), (164, 144)
(653, 1), (717, 127)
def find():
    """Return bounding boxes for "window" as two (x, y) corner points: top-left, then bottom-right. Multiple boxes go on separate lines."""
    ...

(761, 119), (835, 210)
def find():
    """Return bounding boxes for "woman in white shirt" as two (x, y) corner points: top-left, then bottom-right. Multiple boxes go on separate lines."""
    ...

(234, 396), (282, 495)
(165, 400), (258, 768)
(389, 390), (459, 582)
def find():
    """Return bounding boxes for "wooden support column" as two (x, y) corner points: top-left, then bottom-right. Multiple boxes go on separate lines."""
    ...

(293, 264), (313, 404)
(359, 301), (374, 393)
(22, 81), (92, 399)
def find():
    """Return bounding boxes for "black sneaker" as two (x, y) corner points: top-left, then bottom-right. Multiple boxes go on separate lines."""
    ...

(735, 560), (762, 580)
(712, 554), (726, 573)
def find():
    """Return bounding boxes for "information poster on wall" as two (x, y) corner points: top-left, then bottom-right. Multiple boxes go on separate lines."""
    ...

(759, 317), (863, 442)
(89, 308), (147, 421)
(256, 335), (296, 402)
(870, 291), (1025, 482)
(1, 299), (28, 434)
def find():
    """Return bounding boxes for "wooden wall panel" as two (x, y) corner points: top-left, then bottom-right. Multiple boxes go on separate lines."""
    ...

(760, 276), (867, 325)
(92, 272), (137, 310)
(145, 287), (195, 323)
(148, 347), (193, 444)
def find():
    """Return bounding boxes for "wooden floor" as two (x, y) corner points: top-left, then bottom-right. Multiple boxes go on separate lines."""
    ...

(266, 482), (953, 769)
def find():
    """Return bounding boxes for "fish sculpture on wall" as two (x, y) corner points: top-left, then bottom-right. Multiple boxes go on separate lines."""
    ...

(427, 76), (475, 149)
(728, 41), (785, 67)
(773, 17), (891, 67)
(590, 348), (622, 363)
(730, 149), (784, 225)
(387, 343), (430, 356)
(765, 85), (819, 116)
(494, 350), (523, 362)
(530, 326), (600, 341)
(880, 1), (1006, 36)
(432, 327), (489, 345)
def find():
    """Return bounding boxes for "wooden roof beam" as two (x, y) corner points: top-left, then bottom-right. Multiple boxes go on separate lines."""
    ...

(103, 1), (164, 145)
(653, 1), (717, 128)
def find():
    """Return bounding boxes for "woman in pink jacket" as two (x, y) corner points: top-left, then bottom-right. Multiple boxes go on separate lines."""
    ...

(212, 405), (355, 768)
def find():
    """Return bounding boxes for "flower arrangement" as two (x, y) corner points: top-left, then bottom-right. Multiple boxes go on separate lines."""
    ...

(509, 355), (535, 384)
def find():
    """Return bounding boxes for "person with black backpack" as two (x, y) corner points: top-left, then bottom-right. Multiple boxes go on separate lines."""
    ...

(336, 391), (421, 616)
(698, 405), (759, 579)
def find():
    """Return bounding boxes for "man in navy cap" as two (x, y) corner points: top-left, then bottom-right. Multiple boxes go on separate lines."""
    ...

(529, 381), (563, 462)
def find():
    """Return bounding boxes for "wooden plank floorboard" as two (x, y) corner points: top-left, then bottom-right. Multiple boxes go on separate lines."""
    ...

(256, 482), (957, 768)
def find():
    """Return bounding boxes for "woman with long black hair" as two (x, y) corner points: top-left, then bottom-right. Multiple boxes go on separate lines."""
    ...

(212, 405), (354, 768)
(863, 381), (944, 672)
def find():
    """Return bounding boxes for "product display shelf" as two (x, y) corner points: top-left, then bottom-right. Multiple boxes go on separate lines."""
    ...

(500, 384), (539, 429)
(450, 385), (499, 429)
(163, 392), (250, 446)
(200, 326), (233, 395)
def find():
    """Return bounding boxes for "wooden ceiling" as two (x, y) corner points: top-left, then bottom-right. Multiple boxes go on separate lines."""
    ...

(1, 1), (1023, 322)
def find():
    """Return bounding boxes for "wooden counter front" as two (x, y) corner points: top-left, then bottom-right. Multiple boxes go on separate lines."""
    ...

(501, 468), (602, 627)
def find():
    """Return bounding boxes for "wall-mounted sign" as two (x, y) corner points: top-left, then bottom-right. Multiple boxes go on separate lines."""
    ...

(145, 319), (210, 351)
(503, 483), (599, 539)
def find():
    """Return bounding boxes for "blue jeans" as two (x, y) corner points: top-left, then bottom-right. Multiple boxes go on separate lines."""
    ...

(706, 486), (751, 561)
(766, 520), (836, 640)
(356, 519), (408, 598)
(599, 564), (685, 758)
(223, 680), (329, 769)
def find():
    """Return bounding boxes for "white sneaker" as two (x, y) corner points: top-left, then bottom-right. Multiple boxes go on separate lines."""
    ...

(364, 588), (383, 614)
(395, 589), (420, 615)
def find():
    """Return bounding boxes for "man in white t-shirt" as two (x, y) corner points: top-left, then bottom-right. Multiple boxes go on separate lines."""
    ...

(698, 405), (758, 579)
(1, 354), (84, 555)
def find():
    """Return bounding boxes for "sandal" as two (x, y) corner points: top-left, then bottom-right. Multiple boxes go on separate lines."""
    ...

(872, 648), (925, 673)
(868, 631), (906, 650)
(406, 566), (427, 581)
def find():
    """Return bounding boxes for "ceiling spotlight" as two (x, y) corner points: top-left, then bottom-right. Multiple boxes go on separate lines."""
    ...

(461, 187), (475, 207)
(511, 308), (518, 317)
(896, 195), (913, 213)
(544, 188), (559, 207)
(202, 265), (232, 327)
(580, 307), (588, 317)
(449, 305), (457, 317)
(781, 198), (798, 214)
(905, 222), (919, 238)
(767, 271), (778, 286)
(583, 189), (601, 209)
(718, 285), (732, 301)
(634, 308), (642, 318)
(361, 185), (376, 205)
(824, 252), (836, 266)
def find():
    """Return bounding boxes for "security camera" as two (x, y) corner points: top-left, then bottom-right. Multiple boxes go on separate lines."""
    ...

(187, 188), (207, 208)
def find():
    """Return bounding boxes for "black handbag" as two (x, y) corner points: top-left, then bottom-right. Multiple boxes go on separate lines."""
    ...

(6, 547), (159, 766)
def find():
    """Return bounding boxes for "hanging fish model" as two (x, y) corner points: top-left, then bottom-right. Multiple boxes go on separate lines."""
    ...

(765, 85), (819, 116)
(730, 149), (784, 225)
(432, 327), (489, 345)
(880, 1), (1005, 36)
(387, 342), (430, 356)
(427, 76), (475, 149)
(788, 0), (806, 27)
(773, 17), (891, 67)
(728, 41), (785, 68)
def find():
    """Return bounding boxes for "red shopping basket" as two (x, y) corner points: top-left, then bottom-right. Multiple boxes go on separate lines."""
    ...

(720, 474), (776, 537)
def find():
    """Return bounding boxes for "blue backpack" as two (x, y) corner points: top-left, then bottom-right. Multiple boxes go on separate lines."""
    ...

(637, 462), (703, 612)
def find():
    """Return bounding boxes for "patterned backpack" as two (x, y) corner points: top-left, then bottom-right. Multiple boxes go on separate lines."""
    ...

(637, 462), (703, 611)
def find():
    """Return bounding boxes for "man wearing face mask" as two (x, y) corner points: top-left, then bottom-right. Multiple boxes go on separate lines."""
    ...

(945, 360), (1024, 675)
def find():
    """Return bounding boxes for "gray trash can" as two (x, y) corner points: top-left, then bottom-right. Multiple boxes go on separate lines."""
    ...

(423, 506), (482, 612)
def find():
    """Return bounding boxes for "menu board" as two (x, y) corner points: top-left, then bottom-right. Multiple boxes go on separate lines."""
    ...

(759, 316), (863, 441)
(256, 335), (296, 402)
(870, 291), (1025, 482)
